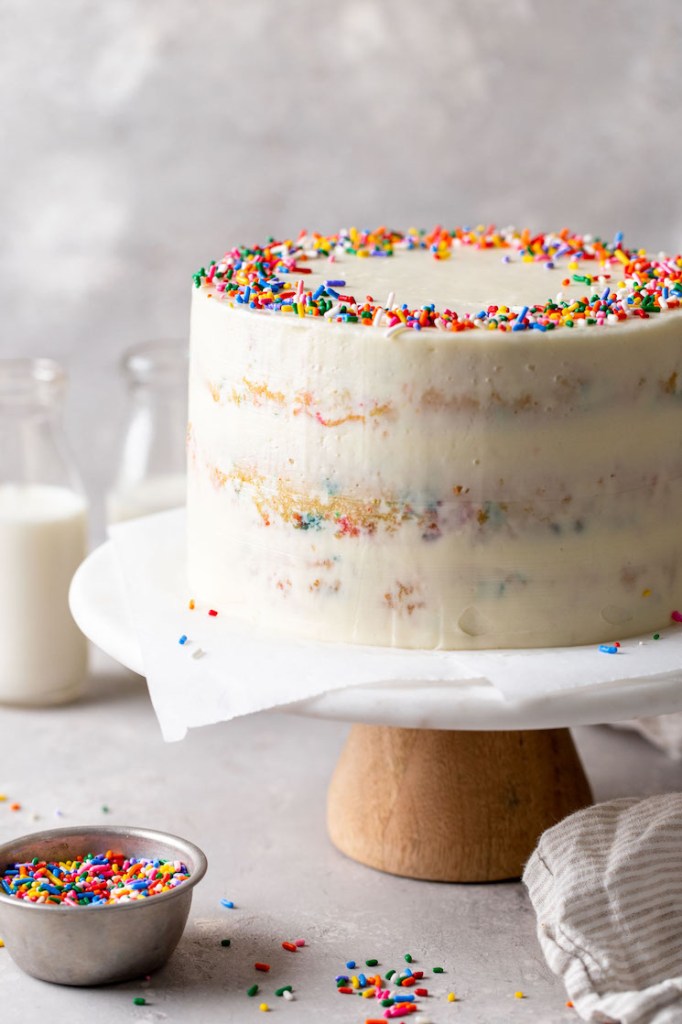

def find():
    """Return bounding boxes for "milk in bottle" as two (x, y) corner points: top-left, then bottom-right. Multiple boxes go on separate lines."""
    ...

(0, 359), (88, 704)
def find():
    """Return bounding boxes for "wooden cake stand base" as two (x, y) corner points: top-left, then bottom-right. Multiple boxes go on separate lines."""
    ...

(327, 724), (592, 882)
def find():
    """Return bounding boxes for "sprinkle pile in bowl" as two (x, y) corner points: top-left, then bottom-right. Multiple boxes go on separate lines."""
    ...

(0, 825), (207, 986)
(1, 850), (191, 906)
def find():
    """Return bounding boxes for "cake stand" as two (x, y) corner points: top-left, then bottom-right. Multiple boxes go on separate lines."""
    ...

(70, 538), (682, 884)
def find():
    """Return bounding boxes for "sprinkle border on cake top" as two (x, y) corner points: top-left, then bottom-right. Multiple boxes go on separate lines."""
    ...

(193, 226), (682, 334)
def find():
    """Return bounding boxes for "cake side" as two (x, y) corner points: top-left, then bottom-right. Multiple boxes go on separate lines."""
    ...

(187, 233), (682, 649)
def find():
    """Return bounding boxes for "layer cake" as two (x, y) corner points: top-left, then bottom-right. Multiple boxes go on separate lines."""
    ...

(187, 227), (682, 649)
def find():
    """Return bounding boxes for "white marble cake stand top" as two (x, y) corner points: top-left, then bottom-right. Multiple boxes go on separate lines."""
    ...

(70, 529), (682, 733)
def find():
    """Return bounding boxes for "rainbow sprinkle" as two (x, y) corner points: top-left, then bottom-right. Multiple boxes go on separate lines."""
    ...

(0, 852), (190, 905)
(193, 226), (682, 334)
(334, 956), (448, 1018)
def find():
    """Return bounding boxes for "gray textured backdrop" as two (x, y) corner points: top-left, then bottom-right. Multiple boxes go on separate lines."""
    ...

(1, 0), (681, 530)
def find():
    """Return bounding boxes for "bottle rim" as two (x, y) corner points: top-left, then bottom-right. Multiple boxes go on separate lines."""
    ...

(121, 340), (188, 387)
(0, 358), (66, 405)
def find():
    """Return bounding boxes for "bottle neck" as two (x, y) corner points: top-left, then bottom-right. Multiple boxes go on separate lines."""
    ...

(111, 341), (188, 490)
(0, 359), (83, 495)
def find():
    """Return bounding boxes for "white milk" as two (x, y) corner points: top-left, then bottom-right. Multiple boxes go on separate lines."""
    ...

(106, 473), (186, 524)
(0, 483), (89, 705)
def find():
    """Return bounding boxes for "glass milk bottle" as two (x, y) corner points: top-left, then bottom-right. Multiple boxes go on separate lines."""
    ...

(106, 340), (188, 524)
(0, 359), (89, 705)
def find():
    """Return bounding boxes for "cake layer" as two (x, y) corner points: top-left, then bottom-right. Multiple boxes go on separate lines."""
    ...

(187, 228), (682, 649)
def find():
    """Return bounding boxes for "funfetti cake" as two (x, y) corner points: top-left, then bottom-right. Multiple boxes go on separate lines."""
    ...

(187, 226), (682, 650)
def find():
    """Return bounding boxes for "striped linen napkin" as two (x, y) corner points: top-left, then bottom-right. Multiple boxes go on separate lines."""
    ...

(524, 794), (682, 1024)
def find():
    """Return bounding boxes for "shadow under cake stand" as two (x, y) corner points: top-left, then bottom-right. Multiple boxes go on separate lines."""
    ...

(70, 539), (682, 884)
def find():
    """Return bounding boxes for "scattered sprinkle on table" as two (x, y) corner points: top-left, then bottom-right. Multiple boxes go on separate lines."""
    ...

(0, 938), (4, 947)
(247, 984), (259, 997)
(366, 957), (379, 966)
(282, 990), (294, 1001)
(599, 644), (618, 654)
(514, 990), (525, 998)
(275, 985), (293, 997)
(294, 938), (306, 946)
(282, 940), (297, 952)
(133, 997), (146, 1006)
(220, 938), (231, 947)
(259, 1003), (269, 1012)
(0, 852), (190, 904)
(432, 967), (444, 973)
(255, 961), (270, 972)
(404, 953), (413, 962)
(220, 898), (235, 909)
(447, 992), (456, 1002)
(208, 608), (218, 617)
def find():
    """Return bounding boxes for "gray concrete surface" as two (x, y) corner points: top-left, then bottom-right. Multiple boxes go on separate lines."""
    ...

(0, 647), (681, 1023)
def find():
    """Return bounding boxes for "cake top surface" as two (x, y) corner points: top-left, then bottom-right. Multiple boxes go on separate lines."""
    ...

(193, 226), (682, 334)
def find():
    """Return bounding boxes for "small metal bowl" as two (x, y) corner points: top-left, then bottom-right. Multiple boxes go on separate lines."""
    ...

(0, 825), (207, 986)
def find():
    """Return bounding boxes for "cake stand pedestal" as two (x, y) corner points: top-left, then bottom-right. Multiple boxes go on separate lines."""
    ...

(328, 724), (590, 882)
(70, 538), (682, 883)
